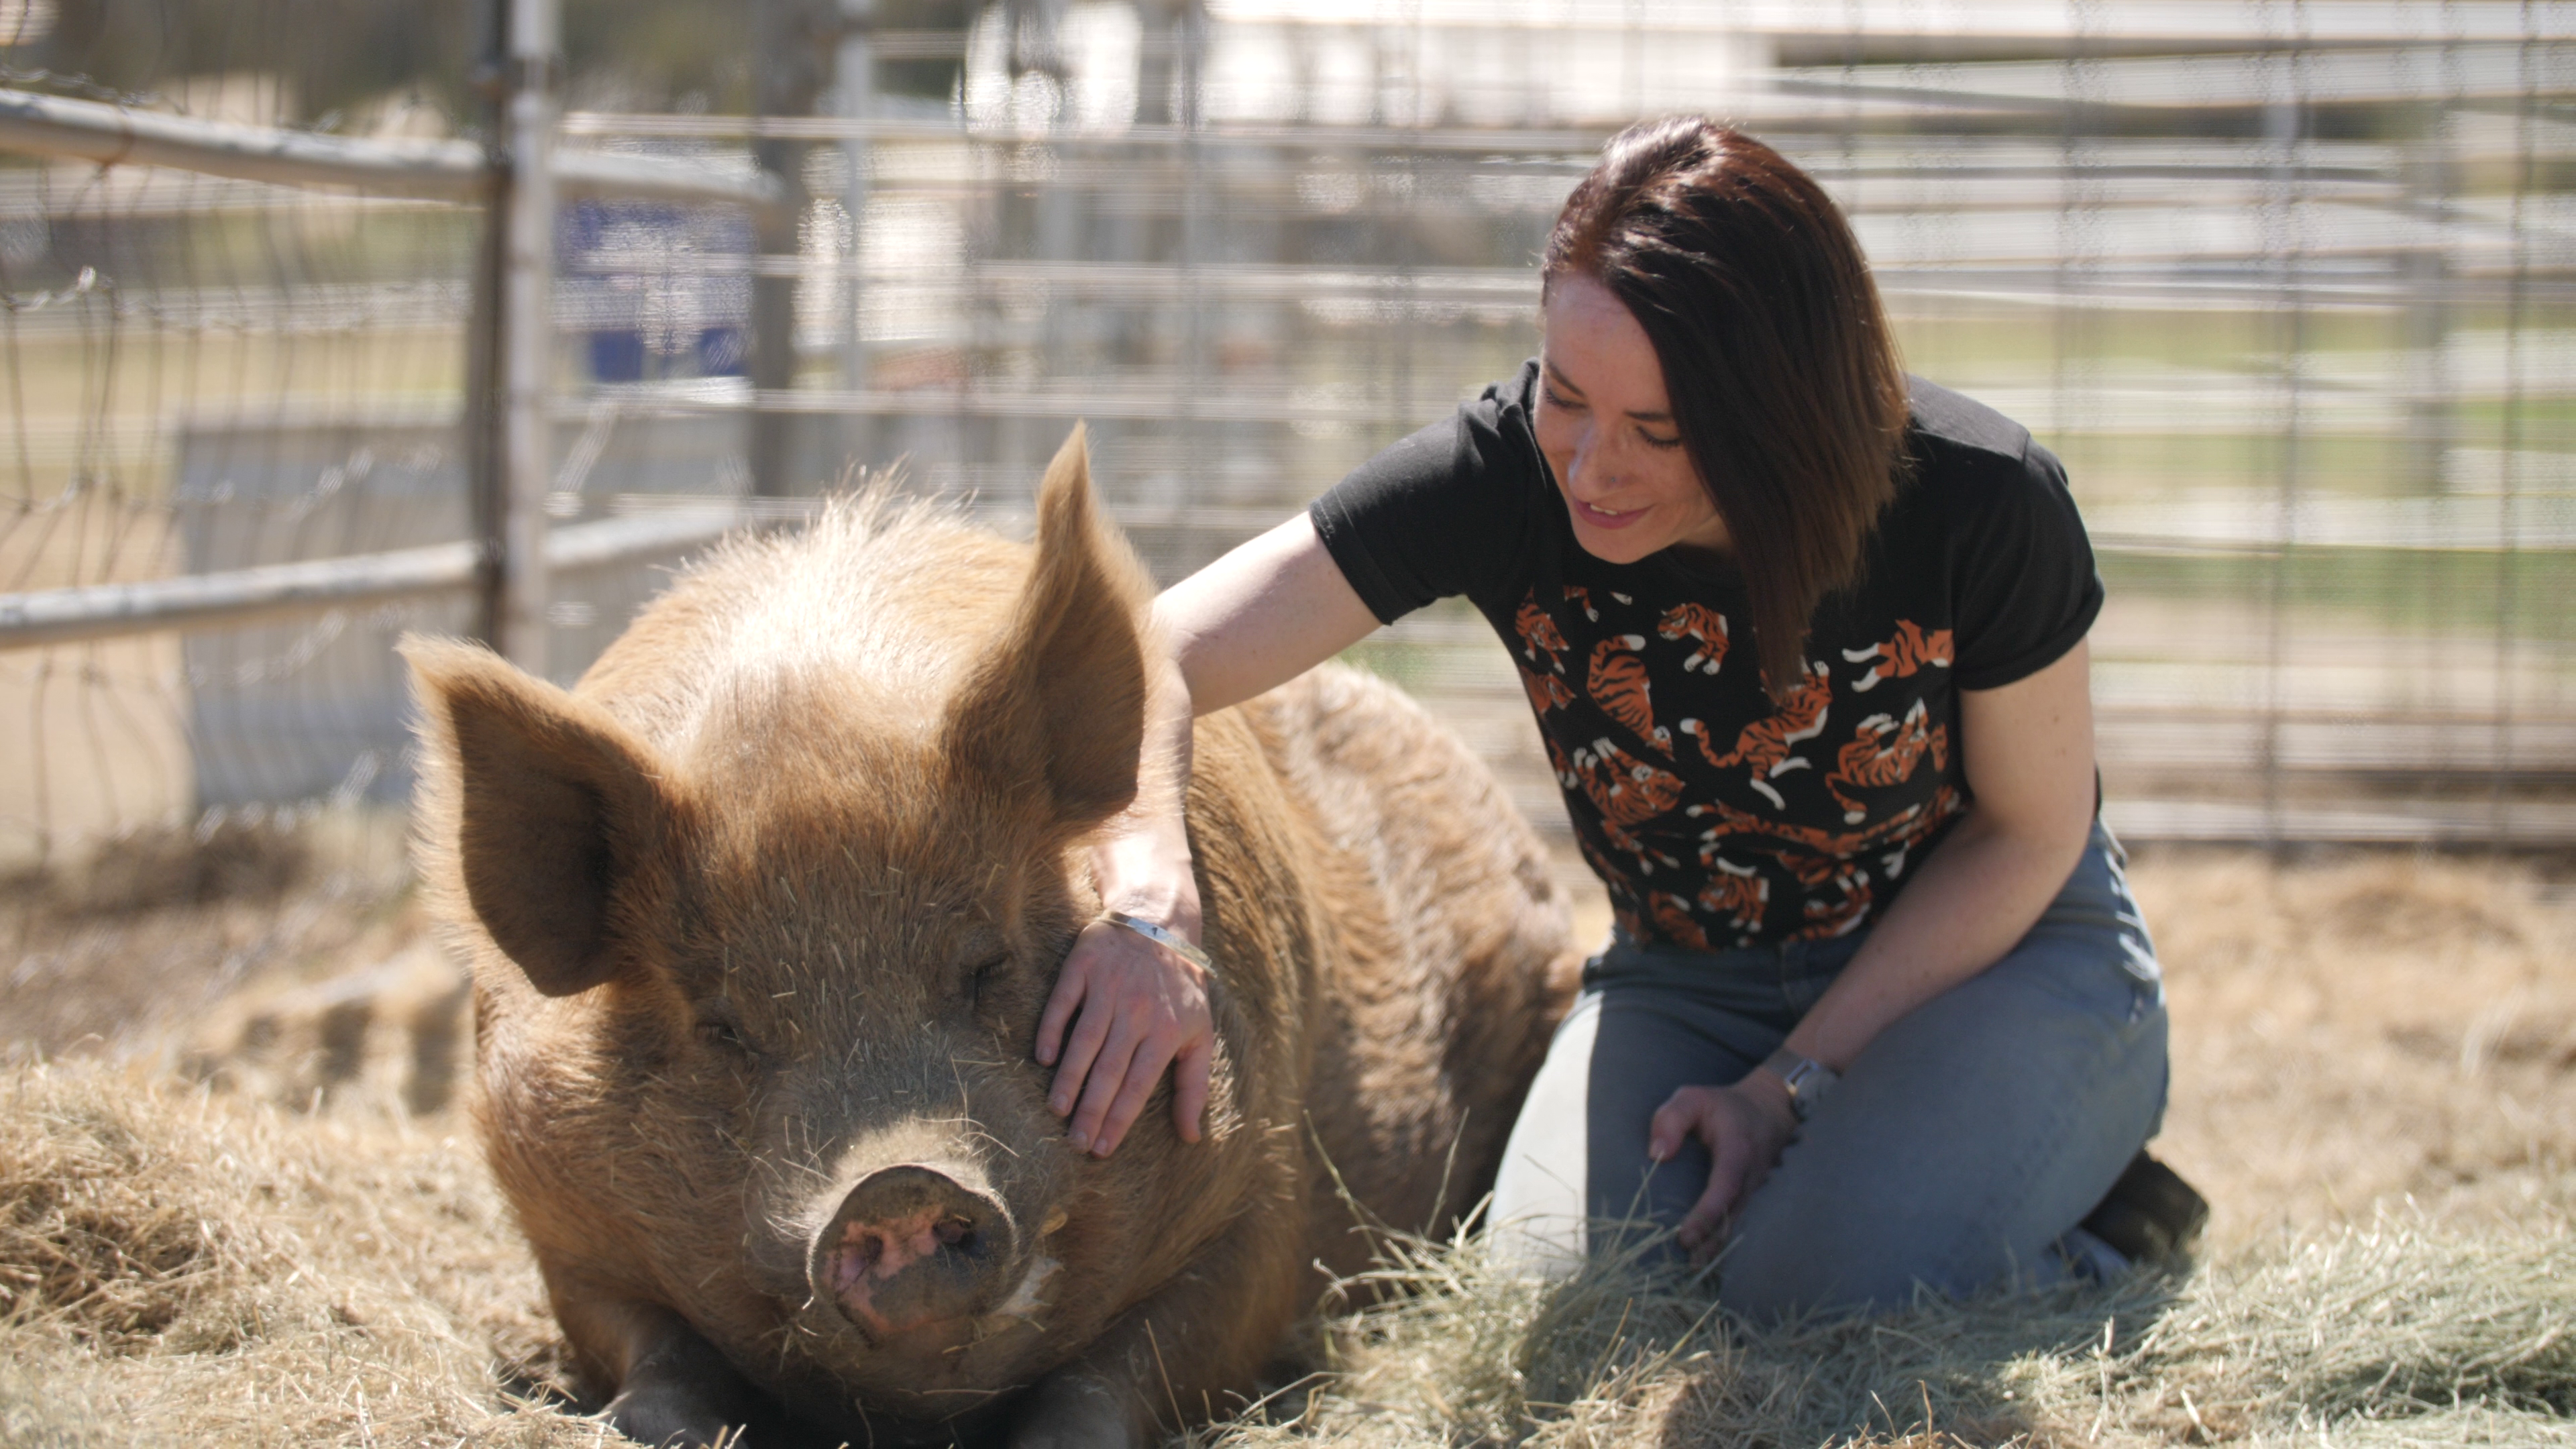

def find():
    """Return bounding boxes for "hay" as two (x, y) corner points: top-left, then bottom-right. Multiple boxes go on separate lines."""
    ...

(0, 1061), (596, 1448)
(2, 846), (2571, 1446)
(1, 806), (418, 1073)
(1208, 1210), (2576, 1449)
(2132, 849), (2576, 1241)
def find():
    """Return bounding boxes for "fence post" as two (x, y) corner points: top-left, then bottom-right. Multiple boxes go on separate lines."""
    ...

(751, 0), (835, 498)
(838, 0), (873, 473)
(469, 0), (557, 673)
(496, 0), (561, 674)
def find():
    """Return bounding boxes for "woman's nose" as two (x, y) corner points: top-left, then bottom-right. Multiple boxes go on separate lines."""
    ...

(1566, 431), (1615, 497)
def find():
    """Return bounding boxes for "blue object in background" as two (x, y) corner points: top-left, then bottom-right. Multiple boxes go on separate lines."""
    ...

(561, 197), (754, 384)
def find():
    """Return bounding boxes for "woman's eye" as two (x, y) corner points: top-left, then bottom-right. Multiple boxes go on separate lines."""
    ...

(1639, 429), (1684, 450)
(1542, 386), (1582, 411)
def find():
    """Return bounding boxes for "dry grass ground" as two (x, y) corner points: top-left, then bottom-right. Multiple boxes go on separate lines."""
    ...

(1, 837), (2571, 1446)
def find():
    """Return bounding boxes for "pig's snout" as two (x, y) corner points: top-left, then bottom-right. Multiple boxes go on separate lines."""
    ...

(810, 1163), (1018, 1340)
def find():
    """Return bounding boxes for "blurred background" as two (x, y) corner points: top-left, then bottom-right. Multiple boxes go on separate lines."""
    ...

(0, 0), (2570, 897)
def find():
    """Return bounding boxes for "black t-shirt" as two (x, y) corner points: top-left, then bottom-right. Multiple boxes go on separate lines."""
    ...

(1309, 360), (2102, 949)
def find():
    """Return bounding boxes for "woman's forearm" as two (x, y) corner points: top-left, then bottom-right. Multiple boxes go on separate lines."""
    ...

(1778, 642), (2100, 1076)
(1090, 639), (1202, 938)
(1779, 806), (2088, 1073)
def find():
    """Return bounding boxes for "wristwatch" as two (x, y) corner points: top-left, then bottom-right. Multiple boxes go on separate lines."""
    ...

(1760, 1047), (1839, 1124)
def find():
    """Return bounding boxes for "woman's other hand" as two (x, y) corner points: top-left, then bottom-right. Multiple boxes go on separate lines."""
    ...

(1649, 1074), (1799, 1259)
(1038, 910), (1214, 1157)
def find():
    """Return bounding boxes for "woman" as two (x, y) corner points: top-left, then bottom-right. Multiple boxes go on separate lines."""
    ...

(1030, 117), (2182, 1319)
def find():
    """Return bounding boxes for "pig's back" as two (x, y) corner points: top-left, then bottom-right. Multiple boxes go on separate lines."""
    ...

(1240, 665), (1578, 1271)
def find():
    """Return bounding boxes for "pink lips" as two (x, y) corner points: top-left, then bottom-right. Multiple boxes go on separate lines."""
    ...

(1571, 496), (1647, 531)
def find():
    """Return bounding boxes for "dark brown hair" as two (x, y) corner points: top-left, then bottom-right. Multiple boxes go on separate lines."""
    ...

(1545, 117), (1909, 700)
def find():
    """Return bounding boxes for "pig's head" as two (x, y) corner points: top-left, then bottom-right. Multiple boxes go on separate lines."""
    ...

(405, 427), (1201, 1430)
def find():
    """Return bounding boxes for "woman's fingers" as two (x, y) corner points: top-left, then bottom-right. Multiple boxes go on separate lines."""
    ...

(1041, 919), (1215, 1155)
(1652, 1081), (1796, 1256)
(1037, 920), (1122, 1071)
(1042, 955), (1112, 1114)
(1067, 1016), (1145, 1155)
(1090, 1024), (1182, 1157)
(1646, 1088), (1712, 1165)
(1677, 1121), (1758, 1252)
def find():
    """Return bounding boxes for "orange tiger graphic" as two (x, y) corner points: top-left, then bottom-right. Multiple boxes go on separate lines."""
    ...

(1680, 788), (1965, 938)
(1678, 659), (1833, 810)
(1519, 665), (1575, 714)
(1782, 853), (1874, 939)
(1656, 602), (1729, 676)
(1564, 735), (1686, 869)
(1564, 584), (1601, 621)
(1690, 784), (1966, 870)
(1648, 891), (1712, 951)
(1823, 698), (1950, 824)
(1843, 619), (1953, 692)
(1516, 596), (1570, 674)
(1695, 858), (1769, 934)
(1871, 786), (1965, 880)
(1588, 635), (1670, 753)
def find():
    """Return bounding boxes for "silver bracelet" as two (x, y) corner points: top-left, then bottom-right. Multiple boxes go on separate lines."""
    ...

(1098, 911), (1214, 972)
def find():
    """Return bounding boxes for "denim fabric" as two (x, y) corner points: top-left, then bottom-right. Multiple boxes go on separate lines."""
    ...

(1486, 822), (2169, 1320)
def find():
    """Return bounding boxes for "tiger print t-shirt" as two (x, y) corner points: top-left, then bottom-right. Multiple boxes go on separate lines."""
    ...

(1308, 361), (2102, 951)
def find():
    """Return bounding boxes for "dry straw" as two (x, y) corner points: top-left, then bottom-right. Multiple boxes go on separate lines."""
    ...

(5, 1055), (2573, 1447)
(0, 1061), (600, 1448)
(9, 839), (2576, 1448)
(1205, 1203), (2576, 1449)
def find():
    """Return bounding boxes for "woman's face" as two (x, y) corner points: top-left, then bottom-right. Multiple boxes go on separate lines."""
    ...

(1534, 272), (1731, 566)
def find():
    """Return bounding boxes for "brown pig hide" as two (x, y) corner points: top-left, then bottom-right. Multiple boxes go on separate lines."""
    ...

(405, 426), (1580, 1449)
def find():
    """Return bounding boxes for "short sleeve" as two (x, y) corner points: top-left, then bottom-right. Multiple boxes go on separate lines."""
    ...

(1947, 437), (2104, 691)
(1307, 367), (1548, 624)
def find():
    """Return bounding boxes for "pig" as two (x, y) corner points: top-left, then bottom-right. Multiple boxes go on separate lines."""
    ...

(404, 427), (1579, 1449)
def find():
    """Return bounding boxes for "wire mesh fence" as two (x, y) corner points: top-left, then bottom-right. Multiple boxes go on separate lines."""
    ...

(1, 0), (2571, 881)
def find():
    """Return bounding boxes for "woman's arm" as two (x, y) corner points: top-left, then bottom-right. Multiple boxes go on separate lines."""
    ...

(1652, 638), (2100, 1253)
(1037, 514), (1382, 1157)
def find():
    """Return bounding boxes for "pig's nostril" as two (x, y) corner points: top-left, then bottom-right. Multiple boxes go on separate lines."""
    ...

(810, 1163), (1019, 1336)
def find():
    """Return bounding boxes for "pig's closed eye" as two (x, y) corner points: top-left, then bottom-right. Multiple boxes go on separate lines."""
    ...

(968, 955), (1008, 1008)
(696, 1009), (759, 1058)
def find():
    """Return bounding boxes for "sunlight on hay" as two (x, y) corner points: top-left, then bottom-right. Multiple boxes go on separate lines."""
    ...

(0, 1061), (600, 1448)
(1210, 1210), (2576, 1449)
(2131, 849), (2576, 1242)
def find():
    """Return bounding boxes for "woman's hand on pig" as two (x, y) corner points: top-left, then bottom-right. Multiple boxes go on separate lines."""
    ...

(1038, 916), (1214, 1157)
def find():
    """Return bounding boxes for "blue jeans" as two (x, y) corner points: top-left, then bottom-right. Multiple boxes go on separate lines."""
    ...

(1487, 822), (2169, 1320)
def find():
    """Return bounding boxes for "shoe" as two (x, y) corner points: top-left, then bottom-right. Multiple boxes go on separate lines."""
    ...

(2055, 1225), (2133, 1283)
(2078, 1150), (2208, 1269)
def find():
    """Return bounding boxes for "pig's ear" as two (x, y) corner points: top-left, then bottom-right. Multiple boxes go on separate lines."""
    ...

(943, 423), (1152, 826)
(402, 637), (673, 998)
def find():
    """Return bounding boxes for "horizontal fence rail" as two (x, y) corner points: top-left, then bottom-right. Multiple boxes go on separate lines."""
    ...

(0, 508), (777, 651)
(0, 88), (789, 213)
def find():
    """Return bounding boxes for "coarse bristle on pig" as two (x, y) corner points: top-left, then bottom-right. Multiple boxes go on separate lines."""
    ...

(401, 425), (1583, 1448)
